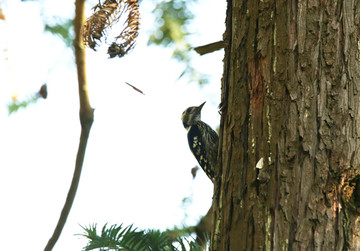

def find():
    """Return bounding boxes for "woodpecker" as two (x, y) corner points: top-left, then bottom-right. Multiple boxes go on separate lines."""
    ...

(182, 102), (218, 181)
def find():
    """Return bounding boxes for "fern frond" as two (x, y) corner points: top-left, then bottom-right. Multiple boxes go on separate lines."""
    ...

(83, 0), (119, 49)
(80, 224), (149, 251)
(80, 223), (203, 251)
(110, 0), (140, 58)
(83, 0), (140, 58)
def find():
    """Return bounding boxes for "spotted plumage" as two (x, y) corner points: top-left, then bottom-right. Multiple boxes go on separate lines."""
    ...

(181, 102), (218, 180)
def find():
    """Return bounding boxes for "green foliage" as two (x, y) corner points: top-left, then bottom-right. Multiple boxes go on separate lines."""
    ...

(148, 0), (208, 84)
(80, 223), (203, 251)
(45, 19), (74, 48)
(8, 95), (40, 115)
(7, 84), (47, 115)
(80, 224), (147, 251)
(164, 225), (195, 242)
(148, 0), (193, 47)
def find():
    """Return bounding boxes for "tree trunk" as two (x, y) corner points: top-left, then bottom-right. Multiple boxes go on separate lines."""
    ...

(212, 0), (360, 250)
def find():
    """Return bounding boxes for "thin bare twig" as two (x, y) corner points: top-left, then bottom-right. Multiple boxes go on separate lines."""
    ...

(125, 82), (145, 95)
(44, 0), (94, 250)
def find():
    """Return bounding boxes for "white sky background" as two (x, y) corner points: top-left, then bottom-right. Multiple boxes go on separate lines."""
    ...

(0, 0), (226, 250)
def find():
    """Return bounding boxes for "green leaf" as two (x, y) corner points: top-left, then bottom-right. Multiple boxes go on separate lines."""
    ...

(7, 95), (40, 115)
(45, 19), (74, 48)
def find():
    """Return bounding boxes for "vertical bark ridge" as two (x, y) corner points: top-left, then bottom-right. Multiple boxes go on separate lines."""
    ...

(214, 0), (360, 250)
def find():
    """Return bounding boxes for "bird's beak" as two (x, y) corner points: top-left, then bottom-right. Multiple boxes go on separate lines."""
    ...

(198, 101), (206, 110)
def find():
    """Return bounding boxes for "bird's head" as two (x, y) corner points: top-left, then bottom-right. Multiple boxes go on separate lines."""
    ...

(181, 102), (206, 130)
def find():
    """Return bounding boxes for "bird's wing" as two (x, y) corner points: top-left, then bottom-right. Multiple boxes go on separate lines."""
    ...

(187, 123), (216, 179)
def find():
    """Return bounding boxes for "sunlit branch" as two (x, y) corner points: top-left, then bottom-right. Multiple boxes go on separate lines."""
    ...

(44, 0), (94, 250)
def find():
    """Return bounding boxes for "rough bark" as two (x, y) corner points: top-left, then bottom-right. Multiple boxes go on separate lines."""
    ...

(212, 0), (360, 250)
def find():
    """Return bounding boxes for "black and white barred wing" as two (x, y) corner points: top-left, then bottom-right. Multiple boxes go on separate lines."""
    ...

(187, 122), (218, 179)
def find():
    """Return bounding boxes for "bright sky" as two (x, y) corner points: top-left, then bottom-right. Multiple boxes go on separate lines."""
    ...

(0, 0), (225, 250)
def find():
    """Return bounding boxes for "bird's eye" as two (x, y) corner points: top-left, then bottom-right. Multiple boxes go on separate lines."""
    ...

(186, 108), (192, 113)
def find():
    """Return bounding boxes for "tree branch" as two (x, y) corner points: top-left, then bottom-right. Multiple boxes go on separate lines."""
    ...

(44, 0), (94, 250)
(193, 40), (224, 55)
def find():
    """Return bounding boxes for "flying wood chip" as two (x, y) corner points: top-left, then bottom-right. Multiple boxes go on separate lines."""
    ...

(125, 82), (144, 95)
